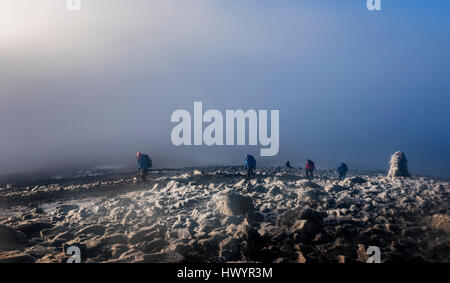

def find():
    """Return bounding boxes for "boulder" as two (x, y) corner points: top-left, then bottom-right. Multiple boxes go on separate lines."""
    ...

(0, 224), (28, 251)
(219, 237), (242, 261)
(290, 220), (322, 242)
(277, 208), (327, 228)
(16, 222), (54, 238)
(214, 192), (254, 216)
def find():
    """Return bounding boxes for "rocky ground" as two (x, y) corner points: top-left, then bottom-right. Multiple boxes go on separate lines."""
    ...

(0, 167), (449, 263)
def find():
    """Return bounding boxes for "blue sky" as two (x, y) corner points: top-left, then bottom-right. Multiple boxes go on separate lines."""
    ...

(0, 0), (449, 176)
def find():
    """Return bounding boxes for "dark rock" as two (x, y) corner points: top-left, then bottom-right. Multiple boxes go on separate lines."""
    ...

(137, 238), (169, 253)
(49, 231), (74, 247)
(30, 207), (46, 215)
(349, 177), (367, 184)
(247, 212), (264, 222)
(290, 220), (322, 243)
(0, 251), (34, 263)
(277, 208), (327, 228)
(219, 237), (242, 261)
(128, 228), (159, 244)
(268, 186), (282, 195)
(336, 255), (358, 263)
(143, 251), (184, 263)
(16, 222), (54, 238)
(108, 244), (129, 258)
(253, 185), (268, 194)
(76, 225), (107, 236)
(0, 224), (28, 251)
(101, 234), (128, 245)
(172, 242), (194, 256)
(294, 244), (320, 263)
(325, 185), (347, 193)
(198, 236), (224, 253)
(273, 257), (291, 263)
(55, 205), (79, 214)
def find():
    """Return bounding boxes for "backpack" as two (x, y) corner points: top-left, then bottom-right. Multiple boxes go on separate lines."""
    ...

(146, 156), (152, 168)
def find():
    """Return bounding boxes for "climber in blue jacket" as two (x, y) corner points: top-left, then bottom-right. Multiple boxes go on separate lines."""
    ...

(245, 154), (256, 179)
(137, 152), (152, 182)
(337, 162), (348, 181)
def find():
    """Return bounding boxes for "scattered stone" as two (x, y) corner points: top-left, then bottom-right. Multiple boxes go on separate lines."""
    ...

(76, 225), (107, 236)
(143, 251), (184, 263)
(277, 208), (327, 228)
(268, 186), (282, 195)
(49, 231), (73, 247)
(128, 228), (159, 244)
(0, 251), (34, 263)
(426, 214), (450, 234)
(101, 234), (128, 245)
(356, 244), (369, 263)
(55, 205), (79, 214)
(0, 166), (447, 263)
(138, 238), (169, 253)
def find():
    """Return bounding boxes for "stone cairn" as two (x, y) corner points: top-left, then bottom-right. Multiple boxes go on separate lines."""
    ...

(388, 151), (410, 178)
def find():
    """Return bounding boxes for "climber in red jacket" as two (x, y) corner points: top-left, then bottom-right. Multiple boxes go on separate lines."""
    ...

(305, 159), (315, 180)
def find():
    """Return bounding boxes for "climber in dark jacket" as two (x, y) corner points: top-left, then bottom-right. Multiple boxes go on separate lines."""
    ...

(305, 159), (315, 180)
(286, 160), (293, 169)
(245, 154), (256, 179)
(137, 152), (152, 182)
(337, 162), (348, 181)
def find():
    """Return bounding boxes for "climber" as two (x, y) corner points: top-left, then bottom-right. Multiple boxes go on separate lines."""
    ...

(137, 152), (152, 182)
(337, 162), (348, 181)
(305, 159), (315, 180)
(245, 154), (256, 179)
(286, 160), (293, 169)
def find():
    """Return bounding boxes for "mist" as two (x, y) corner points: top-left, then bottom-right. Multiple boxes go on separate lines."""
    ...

(1, 0), (449, 177)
